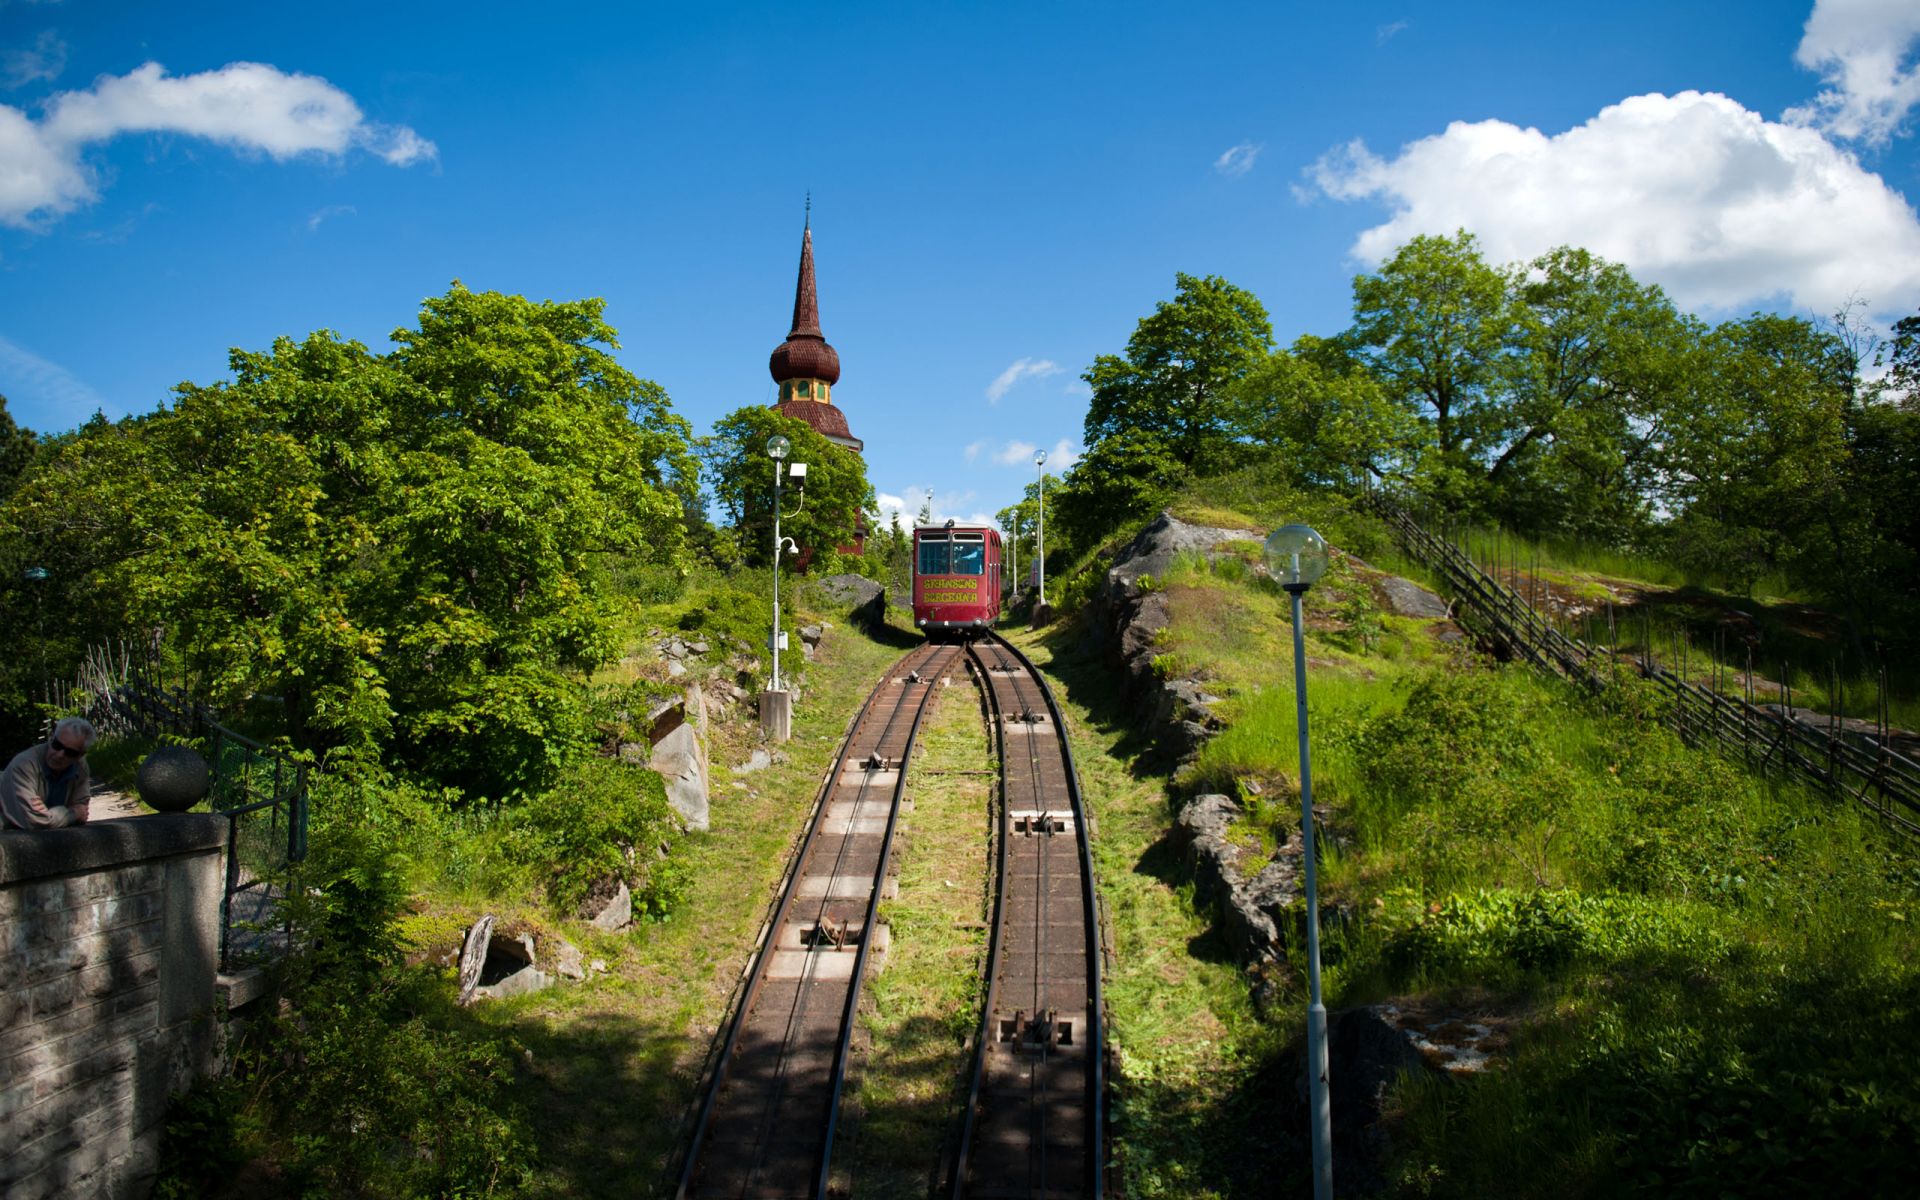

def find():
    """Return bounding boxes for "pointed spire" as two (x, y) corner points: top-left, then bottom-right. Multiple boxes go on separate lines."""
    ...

(771, 212), (839, 385)
(788, 223), (822, 339)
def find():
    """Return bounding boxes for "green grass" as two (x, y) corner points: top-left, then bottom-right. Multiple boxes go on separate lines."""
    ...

(1010, 625), (1288, 1199)
(1101, 480), (1920, 1197)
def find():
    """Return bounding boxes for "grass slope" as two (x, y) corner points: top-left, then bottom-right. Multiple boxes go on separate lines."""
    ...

(1058, 491), (1920, 1198)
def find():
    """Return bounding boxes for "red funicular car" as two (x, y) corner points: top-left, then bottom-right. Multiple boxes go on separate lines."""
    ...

(913, 523), (1003, 640)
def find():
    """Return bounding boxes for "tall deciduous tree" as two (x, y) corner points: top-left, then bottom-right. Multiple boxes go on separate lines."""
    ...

(1236, 338), (1421, 489)
(1662, 314), (1859, 600)
(697, 406), (875, 569)
(1347, 231), (1511, 501)
(1494, 247), (1699, 540)
(1082, 273), (1274, 475)
(0, 285), (696, 799)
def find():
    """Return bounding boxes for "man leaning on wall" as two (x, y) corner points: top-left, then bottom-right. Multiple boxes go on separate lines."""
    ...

(0, 716), (96, 829)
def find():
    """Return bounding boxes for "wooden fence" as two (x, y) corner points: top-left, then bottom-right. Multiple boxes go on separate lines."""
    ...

(1362, 489), (1920, 839)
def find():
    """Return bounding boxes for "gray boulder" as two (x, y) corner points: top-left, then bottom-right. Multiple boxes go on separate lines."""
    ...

(650, 722), (709, 831)
(1378, 576), (1449, 619)
(588, 879), (632, 931)
(1173, 793), (1304, 966)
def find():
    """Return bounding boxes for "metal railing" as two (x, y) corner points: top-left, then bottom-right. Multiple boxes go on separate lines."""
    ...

(206, 719), (309, 970)
(1362, 488), (1920, 838)
(48, 648), (312, 969)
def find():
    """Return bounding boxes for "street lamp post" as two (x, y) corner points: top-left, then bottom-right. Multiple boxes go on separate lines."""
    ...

(765, 436), (807, 695)
(1264, 523), (1333, 1200)
(1033, 450), (1048, 605)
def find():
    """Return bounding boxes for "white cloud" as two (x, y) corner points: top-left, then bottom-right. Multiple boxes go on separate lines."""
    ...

(1786, 0), (1920, 143)
(1, 61), (435, 228)
(963, 438), (988, 464)
(994, 440), (1038, 466)
(306, 203), (355, 232)
(0, 333), (113, 428)
(1376, 20), (1410, 44)
(875, 486), (991, 529)
(991, 438), (1079, 470)
(1213, 140), (1262, 177)
(985, 357), (1062, 403)
(3, 30), (66, 89)
(1307, 90), (1920, 317)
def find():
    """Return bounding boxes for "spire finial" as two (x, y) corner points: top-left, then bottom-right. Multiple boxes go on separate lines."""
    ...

(805, 191), (811, 230)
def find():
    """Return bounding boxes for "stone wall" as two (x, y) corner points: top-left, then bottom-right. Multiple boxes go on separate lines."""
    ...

(0, 815), (228, 1200)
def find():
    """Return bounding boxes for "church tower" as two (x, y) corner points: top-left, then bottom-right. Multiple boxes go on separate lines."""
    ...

(769, 216), (863, 453)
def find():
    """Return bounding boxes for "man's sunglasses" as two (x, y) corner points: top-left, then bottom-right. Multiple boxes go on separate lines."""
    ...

(48, 739), (85, 757)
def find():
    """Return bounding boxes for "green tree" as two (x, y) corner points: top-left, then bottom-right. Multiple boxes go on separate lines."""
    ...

(1662, 314), (1859, 599)
(1082, 272), (1274, 475)
(1051, 431), (1186, 556)
(1347, 231), (1512, 503)
(0, 394), (36, 500)
(1492, 247), (1699, 540)
(1236, 339), (1421, 488)
(697, 405), (875, 568)
(0, 285), (695, 799)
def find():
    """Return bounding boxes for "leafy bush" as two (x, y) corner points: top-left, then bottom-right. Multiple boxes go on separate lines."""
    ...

(1383, 887), (1729, 978)
(156, 819), (536, 1197)
(1363, 668), (1541, 804)
(500, 756), (686, 915)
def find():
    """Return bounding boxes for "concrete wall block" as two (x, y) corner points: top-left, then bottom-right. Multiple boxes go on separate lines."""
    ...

(28, 970), (79, 1019)
(0, 1076), (35, 1120)
(82, 889), (166, 937)
(8, 1059), (134, 1155)
(0, 983), (23, 1033)
(1, 917), (165, 993)
(160, 848), (221, 1026)
(17, 1095), (135, 1197)
(80, 947), (162, 1004)
(0, 978), (158, 1061)
(0, 820), (227, 1200)
(2, 986), (158, 1085)
(105, 1128), (161, 1200)
(25, 1019), (142, 1101)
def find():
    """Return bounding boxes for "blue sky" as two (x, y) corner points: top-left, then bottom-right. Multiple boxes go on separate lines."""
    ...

(3, 1), (1919, 528)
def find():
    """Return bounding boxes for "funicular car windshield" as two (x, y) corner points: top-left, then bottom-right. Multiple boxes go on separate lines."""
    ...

(918, 535), (949, 576)
(951, 538), (985, 575)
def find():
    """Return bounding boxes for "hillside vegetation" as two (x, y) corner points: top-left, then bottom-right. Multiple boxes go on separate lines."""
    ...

(1049, 470), (1920, 1197)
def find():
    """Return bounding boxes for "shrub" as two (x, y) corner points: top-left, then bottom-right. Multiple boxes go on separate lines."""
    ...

(500, 756), (685, 915)
(1384, 887), (1729, 979)
(156, 820), (536, 1197)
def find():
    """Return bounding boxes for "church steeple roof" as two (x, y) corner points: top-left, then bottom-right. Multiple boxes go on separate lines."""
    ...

(769, 219), (841, 385)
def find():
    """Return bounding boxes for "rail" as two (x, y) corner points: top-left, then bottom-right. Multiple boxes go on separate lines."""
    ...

(951, 631), (1105, 1199)
(675, 642), (959, 1198)
(1362, 488), (1920, 837)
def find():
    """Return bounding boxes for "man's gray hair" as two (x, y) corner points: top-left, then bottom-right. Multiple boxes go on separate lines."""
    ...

(53, 716), (97, 750)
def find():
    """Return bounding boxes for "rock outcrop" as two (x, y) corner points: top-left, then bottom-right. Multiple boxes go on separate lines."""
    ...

(1174, 794), (1302, 967)
(1090, 510), (1262, 762)
(811, 574), (888, 629)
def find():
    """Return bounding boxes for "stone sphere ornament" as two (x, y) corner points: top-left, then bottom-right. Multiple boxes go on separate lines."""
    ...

(137, 745), (211, 812)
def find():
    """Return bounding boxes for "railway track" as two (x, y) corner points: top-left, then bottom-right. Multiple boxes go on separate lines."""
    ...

(950, 633), (1104, 1199)
(675, 632), (1104, 1199)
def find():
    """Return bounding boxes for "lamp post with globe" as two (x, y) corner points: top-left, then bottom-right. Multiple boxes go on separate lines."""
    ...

(1264, 523), (1333, 1200)
(764, 435), (807, 738)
